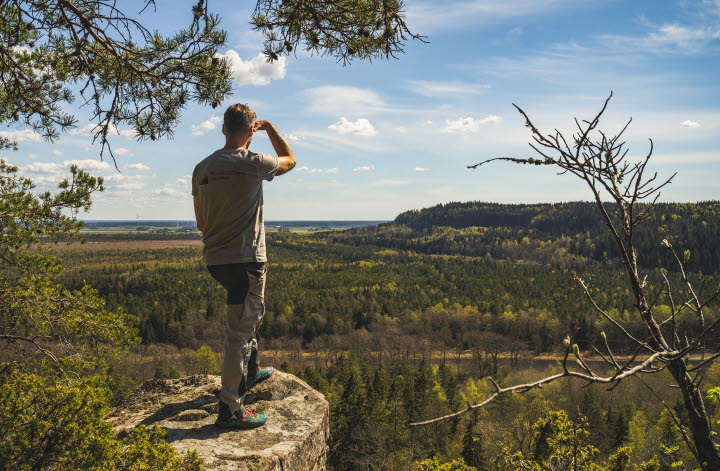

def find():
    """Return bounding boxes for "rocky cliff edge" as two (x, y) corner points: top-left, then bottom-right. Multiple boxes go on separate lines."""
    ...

(108, 372), (329, 471)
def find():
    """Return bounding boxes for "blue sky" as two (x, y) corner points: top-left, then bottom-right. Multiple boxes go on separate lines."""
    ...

(1, 0), (719, 220)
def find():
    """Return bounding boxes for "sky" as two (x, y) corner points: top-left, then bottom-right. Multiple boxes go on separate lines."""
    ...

(1, 0), (719, 220)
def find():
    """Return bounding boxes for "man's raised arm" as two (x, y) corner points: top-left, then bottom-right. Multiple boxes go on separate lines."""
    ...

(253, 120), (295, 176)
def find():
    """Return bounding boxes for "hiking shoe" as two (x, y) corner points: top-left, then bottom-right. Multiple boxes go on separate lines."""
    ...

(215, 401), (267, 429)
(246, 366), (274, 389)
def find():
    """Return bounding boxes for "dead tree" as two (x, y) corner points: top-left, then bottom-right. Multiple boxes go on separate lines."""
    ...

(410, 92), (720, 470)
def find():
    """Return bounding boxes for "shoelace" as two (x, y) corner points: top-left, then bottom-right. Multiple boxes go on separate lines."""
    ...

(243, 409), (259, 419)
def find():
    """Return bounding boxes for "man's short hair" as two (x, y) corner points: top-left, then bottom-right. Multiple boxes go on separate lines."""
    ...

(223, 103), (256, 136)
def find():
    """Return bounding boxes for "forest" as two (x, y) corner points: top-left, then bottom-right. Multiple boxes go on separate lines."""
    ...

(46, 199), (720, 470)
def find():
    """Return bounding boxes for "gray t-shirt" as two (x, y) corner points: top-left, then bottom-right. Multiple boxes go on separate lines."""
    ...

(192, 148), (278, 265)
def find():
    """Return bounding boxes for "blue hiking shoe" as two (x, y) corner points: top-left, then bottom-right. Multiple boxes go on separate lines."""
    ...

(247, 366), (274, 389)
(215, 401), (267, 429)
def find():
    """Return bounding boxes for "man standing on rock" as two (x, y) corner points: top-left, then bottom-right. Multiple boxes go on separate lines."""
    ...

(192, 103), (296, 428)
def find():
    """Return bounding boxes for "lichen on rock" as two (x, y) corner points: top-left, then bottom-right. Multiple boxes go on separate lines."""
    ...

(108, 371), (329, 471)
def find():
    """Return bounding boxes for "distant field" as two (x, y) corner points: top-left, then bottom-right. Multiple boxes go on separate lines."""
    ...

(54, 239), (203, 251)
(80, 219), (386, 234)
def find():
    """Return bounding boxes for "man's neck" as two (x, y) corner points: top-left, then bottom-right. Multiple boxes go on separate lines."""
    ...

(222, 141), (248, 150)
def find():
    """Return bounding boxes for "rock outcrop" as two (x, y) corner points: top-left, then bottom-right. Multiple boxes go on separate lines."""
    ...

(109, 372), (329, 471)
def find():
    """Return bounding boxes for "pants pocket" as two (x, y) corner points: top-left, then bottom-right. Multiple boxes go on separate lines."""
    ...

(247, 266), (267, 299)
(244, 266), (266, 335)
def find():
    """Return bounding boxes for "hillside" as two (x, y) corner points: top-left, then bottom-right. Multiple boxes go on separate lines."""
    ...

(324, 201), (720, 274)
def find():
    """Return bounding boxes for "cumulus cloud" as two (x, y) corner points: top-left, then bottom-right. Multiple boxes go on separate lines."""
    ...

(295, 166), (340, 174)
(25, 162), (65, 174)
(0, 129), (42, 142)
(63, 159), (113, 171)
(353, 165), (375, 172)
(192, 116), (222, 136)
(113, 181), (146, 191)
(114, 147), (130, 156)
(442, 115), (502, 133)
(217, 50), (287, 86)
(125, 163), (151, 171)
(51, 149), (62, 156)
(394, 126), (407, 133)
(328, 117), (377, 137)
(151, 187), (186, 197)
(28, 153), (38, 160)
(70, 123), (135, 138)
(103, 174), (153, 191)
(414, 167), (429, 172)
(682, 120), (701, 128)
(306, 86), (386, 116)
(24, 159), (114, 175)
(286, 133), (302, 142)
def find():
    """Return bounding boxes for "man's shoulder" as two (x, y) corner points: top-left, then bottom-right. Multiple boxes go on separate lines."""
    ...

(194, 149), (226, 172)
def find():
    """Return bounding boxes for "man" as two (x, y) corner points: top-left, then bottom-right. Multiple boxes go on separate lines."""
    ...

(192, 103), (296, 428)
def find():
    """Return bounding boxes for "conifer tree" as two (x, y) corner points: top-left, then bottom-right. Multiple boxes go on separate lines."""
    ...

(1, 0), (423, 164)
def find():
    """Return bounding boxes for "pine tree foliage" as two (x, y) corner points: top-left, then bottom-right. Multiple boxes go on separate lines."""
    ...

(251, 0), (425, 64)
(0, 159), (137, 370)
(0, 0), (231, 165)
(0, 161), (198, 468)
(0, 370), (203, 471)
(0, 0), (424, 164)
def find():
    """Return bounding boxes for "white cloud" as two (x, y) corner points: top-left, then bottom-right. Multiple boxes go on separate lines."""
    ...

(353, 165), (375, 172)
(114, 181), (146, 191)
(27, 153), (38, 160)
(114, 147), (130, 156)
(414, 167), (429, 172)
(24, 160), (113, 176)
(192, 116), (222, 136)
(407, 80), (490, 98)
(25, 162), (64, 174)
(125, 163), (151, 171)
(442, 115), (502, 133)
(63, 159), (113, 171)
(648, 24), (720, 53)
(0, 129), (42, 142)
(286, 133), (302, 142)
(103, 174), (153, 191)
(151, 187), (185, 197)
(306, 86), (386, 116)
(328, 117), (377, 137)
(295, 166), (340, 174)
(407, 0), (580, 32)
(70, 123), (135, 138)
(682, 120), (701, 128)
(216, 50), (287, 86)
(290, 130), (385, 153)
(51, 149), (62, 156)
(598, 11), (720, 55)
(394, 126), (407, 133)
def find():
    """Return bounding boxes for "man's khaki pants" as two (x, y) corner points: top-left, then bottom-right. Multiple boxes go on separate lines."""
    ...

(207, 263), (267, 414)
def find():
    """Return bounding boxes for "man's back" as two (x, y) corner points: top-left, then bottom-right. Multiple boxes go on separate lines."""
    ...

(192, 147), (278, 265)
